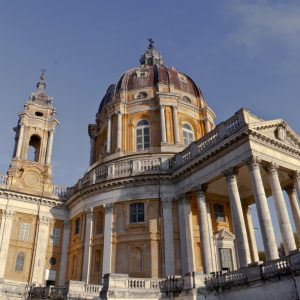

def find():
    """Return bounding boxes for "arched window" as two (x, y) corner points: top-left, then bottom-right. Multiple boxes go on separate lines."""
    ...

(136, 120), (150, 151)
(182, 123), (194, 146)
(15, 253), (25, 272)
(182, 96), (191, 104)
(27, 135), (41, 162)
(135, 92), (147, 99)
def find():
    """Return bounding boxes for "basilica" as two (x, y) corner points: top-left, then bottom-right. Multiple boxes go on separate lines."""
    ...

(1, 41), (300, 299)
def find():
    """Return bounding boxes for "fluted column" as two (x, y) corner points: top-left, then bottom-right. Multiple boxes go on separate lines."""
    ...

(247, 157), (278, 260)
(195, 185), (213, 274)
(32, 216), (51, 284)
(16, 124), (24, 158)
(45, 130), (54, 164)
(116, 111), (123, 150)
(0, 210), (15, 279)
(177, 193), (195, 275)
(224, 168), (251, 267)
(107, 115), (112, 153)
(172, 106), (179, 144)
(268, 163), (296, 255)
(244, 207), (259, 263)
(160, 105), (167, 143)
(82, 208), (93, 283)
(162, 197), (175, 276)
(102, 203), (113, 275)
(59, 221), (70, 286)
(285, 185), (300, 243)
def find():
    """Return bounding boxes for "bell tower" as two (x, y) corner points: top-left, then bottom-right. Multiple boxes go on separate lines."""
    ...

(7, 72), (59, 197)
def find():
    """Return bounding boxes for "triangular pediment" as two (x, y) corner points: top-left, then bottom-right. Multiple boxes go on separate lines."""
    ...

(249, 120), (300, 149)
(215, 229), (235, 241)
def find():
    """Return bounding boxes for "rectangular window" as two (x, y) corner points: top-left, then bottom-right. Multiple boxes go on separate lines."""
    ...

(18, 222), (30, 241)
(213, 204), (225, 222)
(74, 218), (80, 235)
(50, 228), (61, 246)
(15, 253), (25, 272)
(129, 203), (145, 223)
(219, 248), (233, 271)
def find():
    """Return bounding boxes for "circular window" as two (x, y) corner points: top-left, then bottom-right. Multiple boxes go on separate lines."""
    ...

(49, 257), (57, 265)
(35, 111), (43, 117)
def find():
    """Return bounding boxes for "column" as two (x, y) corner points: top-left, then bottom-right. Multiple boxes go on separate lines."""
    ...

(116, 111), (123, 150)
(244, 207), (259, 263)
(45, 130), (54, 164)
(162, 197), (175, 276)
(58, 221), (70, 286)
(285, 185), (300, 243)
(268, 163), (296, 255)
(102, 203), (113, 275)
(204, 118), (211, 133)
(294, 171), (300, 202)
(32, 216), (51, 285)
(82, 208), (93, 283)
(0, 210), (14, 279)
(247, 157), (278, 260)
(172, 106), (179, 144)
(177, 193), (195, 275)
(224, 169), (251, 267)
(195, 185), (213, 274)
(160, 105), (167, 143)
(107, 115), (112, 154)
(16, 124), (24, 158)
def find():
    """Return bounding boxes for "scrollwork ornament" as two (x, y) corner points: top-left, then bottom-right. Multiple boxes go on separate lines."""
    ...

(161, 197), (173, 208)
(246, 156), (261, 171)
(222, 168), (238, 183)
(194, 184), (208, 198)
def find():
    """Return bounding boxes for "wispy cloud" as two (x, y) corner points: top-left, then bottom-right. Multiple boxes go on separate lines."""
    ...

(227, 1), (300, 53)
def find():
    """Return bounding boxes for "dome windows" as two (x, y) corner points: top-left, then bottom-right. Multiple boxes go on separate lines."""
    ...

(135, 91), (148, 100)
(182, 96), (192, 104)
(182, 123), (194, 146)
(35, 111), (44, 117)
(136, 119), (150, 151)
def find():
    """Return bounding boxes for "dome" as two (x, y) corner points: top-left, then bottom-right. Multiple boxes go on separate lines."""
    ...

(98, 40), (203, 114)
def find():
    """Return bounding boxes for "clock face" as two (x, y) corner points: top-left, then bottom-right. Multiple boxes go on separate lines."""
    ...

(23, 171), (40, 187)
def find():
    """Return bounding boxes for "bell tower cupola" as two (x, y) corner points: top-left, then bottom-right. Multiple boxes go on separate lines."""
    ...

(7, 71), (59, 197)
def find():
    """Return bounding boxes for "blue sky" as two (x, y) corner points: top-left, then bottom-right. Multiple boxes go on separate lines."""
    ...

(1, 0), (300, 249)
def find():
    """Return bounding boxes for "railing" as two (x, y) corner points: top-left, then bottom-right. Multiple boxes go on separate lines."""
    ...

(0, 173), (7, 187)
(171, 110), (246, 170)
(205, 253), (299, 292)
(0, 282), (28, 296)
(85, 283), (102, 294)
(52, 184), (67, 198)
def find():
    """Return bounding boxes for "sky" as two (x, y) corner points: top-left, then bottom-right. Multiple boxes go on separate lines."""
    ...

(1, 0), (300, 250)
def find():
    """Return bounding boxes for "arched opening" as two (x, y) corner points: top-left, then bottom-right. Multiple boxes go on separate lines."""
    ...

(182, 123), (194, 146)
(136, 119), (150, 151)
(27, 135), (41, 162)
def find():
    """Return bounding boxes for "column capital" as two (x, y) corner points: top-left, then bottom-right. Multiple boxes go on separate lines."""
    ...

(104, 203), (113, 214)
(161, 197), (173, 208)
(3, 209), (15, 219)
(265, 162), (280, 174)
(160, 104), (166, 109)
(194, 184), (208, 197)
(284, 184), (296, 196)
(107, 114), (112, 120)
(86, 207), (94, 219)
(116, 110), (123, 116)
(176, 193), (191, 206)
(246, 156), (261, 171)
(39, 215), (51, 226)
(223, 167), (239, 182)
(172, 105), (178, 111)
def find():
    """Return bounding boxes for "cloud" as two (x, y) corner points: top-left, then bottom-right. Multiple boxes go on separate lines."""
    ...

(227, 0), (300, 53)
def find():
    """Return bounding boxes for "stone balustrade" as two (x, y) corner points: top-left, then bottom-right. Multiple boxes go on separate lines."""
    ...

(0, 173), (7, 187)
(68, 156), (168, 195)
(0, 282), (28, 298)
(171, 110), (246, 170)
(205, 251), (300, 292)
(52, 184), (67, 198)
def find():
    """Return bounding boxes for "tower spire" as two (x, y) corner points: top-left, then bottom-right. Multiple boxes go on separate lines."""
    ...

(140, 38), (163, 66)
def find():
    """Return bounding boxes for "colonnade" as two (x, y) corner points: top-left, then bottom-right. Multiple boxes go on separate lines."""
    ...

(92, 105), (212, 158)
(162, 157), (300, 275)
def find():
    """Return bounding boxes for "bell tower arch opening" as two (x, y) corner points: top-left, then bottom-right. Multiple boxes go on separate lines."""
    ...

(27, 135), (41, 162)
